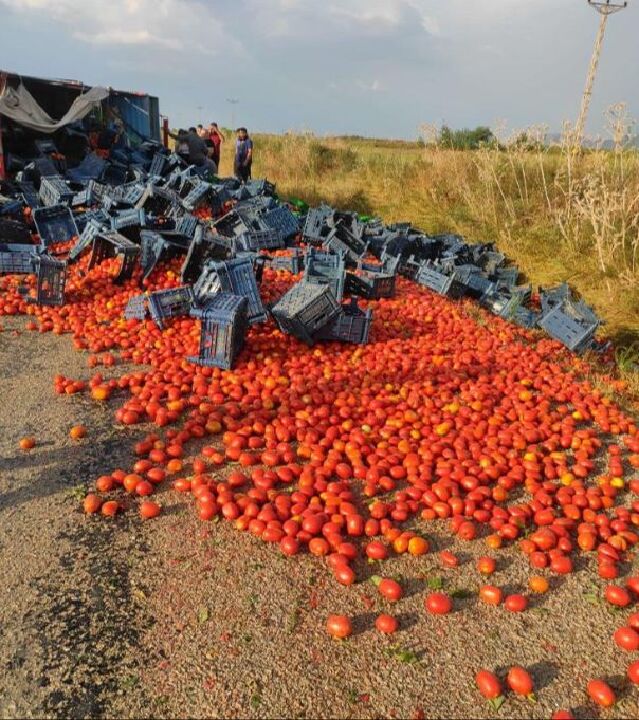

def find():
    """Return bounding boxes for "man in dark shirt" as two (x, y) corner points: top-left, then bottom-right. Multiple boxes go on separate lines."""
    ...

(186, 127), (217, 173)
(234, 127), (253, 183)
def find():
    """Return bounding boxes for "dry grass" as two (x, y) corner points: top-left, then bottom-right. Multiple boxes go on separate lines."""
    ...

(217, 115), (639, 346)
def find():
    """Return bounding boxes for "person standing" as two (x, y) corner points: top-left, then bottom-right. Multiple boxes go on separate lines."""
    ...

(208, 123), (224, 168)
(234, 127), (253, 183)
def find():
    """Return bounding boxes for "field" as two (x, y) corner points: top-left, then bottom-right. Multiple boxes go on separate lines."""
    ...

(1, 133), (639, 720)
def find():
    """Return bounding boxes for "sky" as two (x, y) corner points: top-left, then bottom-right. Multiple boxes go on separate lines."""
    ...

(0, 0), (637, 140)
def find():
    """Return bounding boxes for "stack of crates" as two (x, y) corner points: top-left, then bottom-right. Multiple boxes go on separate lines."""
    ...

(194, 256), (267, 324)
(271, 280), (341, 345)
(188, 293), (249, 369)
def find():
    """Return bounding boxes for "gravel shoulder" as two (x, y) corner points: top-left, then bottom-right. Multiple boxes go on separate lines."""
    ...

(0, 315), (638, 719)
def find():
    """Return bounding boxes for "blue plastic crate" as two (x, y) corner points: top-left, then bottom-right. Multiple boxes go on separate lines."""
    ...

(267, 249), (304, 274)
(110, 208), (146, 231)
(271, 280), (341, 345)
(314, 298), (373, 345)
(39, 176), (74, 207)
(194, 257), (267, 324)
(262, 205), (300, 242)
(66, 153), (107, 184)
(33, 205), (79, 248)
(415, 263), (459, 297)
(140, 231), (170, 282)
(124, 293), (148, 321)
(148, 153), (168, 178)
(147, 286), (195, 329)
(17, 181), (40, 209)
(0, 244), (36, 274)
(302, 205), (333, 244)
(304, 248), (346, 301)
(187, 293), (249, 369)
(538, 300), (600, 353)
(181, 181), (212, 211)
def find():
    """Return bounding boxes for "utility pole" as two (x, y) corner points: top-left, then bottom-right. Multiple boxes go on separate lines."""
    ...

(575, 0), (628, 145)
(226, 98), (239, 131)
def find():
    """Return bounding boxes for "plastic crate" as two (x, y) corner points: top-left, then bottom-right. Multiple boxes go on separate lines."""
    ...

(314, 298), (373, 345)
(0, 218), (32, 244)
(124, 293), (148, 321)
(181, 181), (212, 211)
(454, 266), (496, 299)
(17, 181), (40, 209)
(346, 270), (396, 299)
(267, 249), (304, 274)
(110, 208), (146, 231)
(245, 179), (276, 197)
(122, 183), (147, 207)
(39, 176), (75, 207)
(24, 254), (67, 306)
(479, 251), (506, 276)
(66, 153), (106, 183)
(140, 231), (170, 282)
(180, 232), (227, 284)
(187, 293), (249, 369)
(240, 228), (282, 252)
(0, 244), (35, 274)
(148, 153), (168, 178)
(304, 249), (346, 302)
(513, 308), (539, 329)
(415, 263), (459, 297)
(69, 218), (108, 262)
(88, 232), (140, 284)
(271, 280), (341, 345)
(262, 205), (300, 242)
(148, 286), (195, 329)
(538, 301), (600, 353)
(194, 257), (267, 324)
(494, 266), (519, 289)
(33, 205), (79, 248)
(175, 214), (198, 239)
(302, 205), (333, 244)
(540, 283), (571, 314)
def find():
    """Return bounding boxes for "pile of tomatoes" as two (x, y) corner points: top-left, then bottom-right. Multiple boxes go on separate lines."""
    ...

(4, 226), (639, 713)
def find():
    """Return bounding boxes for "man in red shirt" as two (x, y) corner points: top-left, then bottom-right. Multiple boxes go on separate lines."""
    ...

(207, 123), (224, 168)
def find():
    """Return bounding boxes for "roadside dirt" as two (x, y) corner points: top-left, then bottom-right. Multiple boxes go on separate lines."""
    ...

(1, 314), (638, 720)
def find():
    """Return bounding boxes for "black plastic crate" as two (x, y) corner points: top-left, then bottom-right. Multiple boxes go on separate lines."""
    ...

(33, 205), (79, 248)
(346, 270), (396, 299)
(66, 153), (107, 184)
(39, 176), (75, 207)
(494, 266), (519, 289)
(23, 254), (67, 306)
(188, 293), (249, 369)
(245, 179), (275, 197)
(267, 249), (304, 274)
(148, 286), (195, 329)
(194, 257), (267, 324)
(69, 218), (108, 262)
(0, 218), (32, 244)
(17, 181), (40, 209)
(88, 232), (140, 284)
(181, 181), (213, 211)
(314, 298), (373, 345)
(271, 280), (341, 345)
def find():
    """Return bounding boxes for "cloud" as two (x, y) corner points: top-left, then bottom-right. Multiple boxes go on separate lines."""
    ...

(0, 0), (241, 54)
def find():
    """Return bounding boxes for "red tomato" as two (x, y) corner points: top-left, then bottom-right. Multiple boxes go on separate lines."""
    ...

(504, 594), (528, 613)
(373, 577), (403, 602)
(628, 661), (639, 684)
(479, 585), (503, 606)
(365, 540), (388, 561)
(326, 614), (352, 639)
(613, 626), (639, 651)
(605, 585), (632, 608)
(475, 670), (502, 700)
(439, 550), (460, 568)
(506, 666), (534, 697)
(425, 592), (452, 615)
(477, 556), (496, 576)
(587, 679), (616, 708)
(375, 613), (398, 634)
